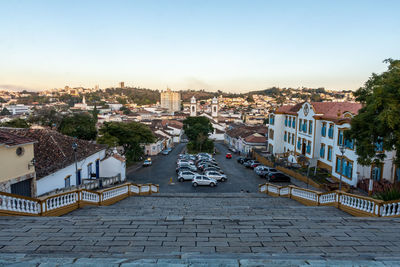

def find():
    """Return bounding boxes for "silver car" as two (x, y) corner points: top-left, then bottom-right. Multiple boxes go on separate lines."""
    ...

(204, 171), (227, 182)
(192, 175), (217, 187)
(177, 171), (197, 182)
(177, 162), (197, 171)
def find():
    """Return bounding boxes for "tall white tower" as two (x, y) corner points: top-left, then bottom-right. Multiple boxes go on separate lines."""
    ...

(211, 96), (218, 118)
(190, 96), (197, 117)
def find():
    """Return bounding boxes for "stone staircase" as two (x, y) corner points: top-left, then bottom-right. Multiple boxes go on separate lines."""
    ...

(1, 193), (400, 266)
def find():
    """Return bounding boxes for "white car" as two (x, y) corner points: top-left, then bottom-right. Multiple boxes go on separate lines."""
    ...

(177, 159), (194, 165)
(177, 171), (197, 182)
(177, 162), (197, 171)
(192, 175), (217, 187)
(204, 171), (227, 182)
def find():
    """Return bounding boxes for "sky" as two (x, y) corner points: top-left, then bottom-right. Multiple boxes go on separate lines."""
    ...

(0, 0), (399, 93)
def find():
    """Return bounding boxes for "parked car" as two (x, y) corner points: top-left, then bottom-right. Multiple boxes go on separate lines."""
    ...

(226, 153), (232, 159)
(244, 160), (257, 168)
(203, 167), (224, 174)
(177, 159), (194, 165)
(268, 173), (291, 183)
(250, 161), (261, 169)
(237, 157), (252, 164)
(255, 166), (277, 177)
(198, 162), (218, 170)
(176, 166), (194, 173)
(177, 171), (197, 182)
(204, 171), (227, 182)
(178, 163), (197, 171)
(264, 169), (281, 179)
(192, 175), (217, 187)
(143, 159), (152, 167)
(162, 150), (170, 155)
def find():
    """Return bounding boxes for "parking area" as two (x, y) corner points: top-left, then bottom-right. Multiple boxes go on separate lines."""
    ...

(127, 142), (312, 193)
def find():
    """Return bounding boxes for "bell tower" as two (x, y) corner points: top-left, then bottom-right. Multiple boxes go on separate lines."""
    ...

(190, 96), (197, 116)
(211, 96), (218, 118)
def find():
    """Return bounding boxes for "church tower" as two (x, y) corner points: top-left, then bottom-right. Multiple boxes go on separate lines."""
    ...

(211, 96), (218, 118)
(190, 96), (197, 116)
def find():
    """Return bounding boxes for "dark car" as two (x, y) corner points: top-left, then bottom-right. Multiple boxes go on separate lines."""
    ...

(250, 161), (261, 169)
(238, 157), (252, 164)
(268, 173), (291, 183)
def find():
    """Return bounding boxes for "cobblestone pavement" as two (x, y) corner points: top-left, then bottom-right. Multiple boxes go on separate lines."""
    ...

(1, 194), (400, 265)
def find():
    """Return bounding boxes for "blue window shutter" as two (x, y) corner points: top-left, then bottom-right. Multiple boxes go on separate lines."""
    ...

(292, 119), (295, 128)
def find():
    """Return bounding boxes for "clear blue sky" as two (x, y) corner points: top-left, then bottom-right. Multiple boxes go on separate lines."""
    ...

(1, 0), (399, 92)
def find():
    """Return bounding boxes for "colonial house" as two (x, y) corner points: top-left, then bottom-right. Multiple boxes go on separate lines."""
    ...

(267, 102), (396, 187)
(161, 120), (184, 143)
(2, 128), (126, 196)
(224, 125), (268, 156)
(0, 130), (37, 197)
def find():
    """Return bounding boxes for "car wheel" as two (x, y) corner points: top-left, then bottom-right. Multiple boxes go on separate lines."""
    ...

(210, 182), (215, 187)
(179, 178), (184, 182)
(193, 182), (198, 187)
(221, 178), (226, 182)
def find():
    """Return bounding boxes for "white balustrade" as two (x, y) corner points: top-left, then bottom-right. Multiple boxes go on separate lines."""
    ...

(279, 187), (289, 196)
(130, 184), (140, 194)
(46, 192), (78, 211)
(380, 202), (400, 217)
(140, 185), (150, 194)
(260, 185), (267, 193)
(81, 190), (99, 203)
(339, 194), (375, 215)
(151, 185), (158, 193)
(291, 188), (318, 203)
(267, 186), (279, 194)
(0, 195), (40, 214)
(102, 185), (128, 201)
(319, 193), (337, 204)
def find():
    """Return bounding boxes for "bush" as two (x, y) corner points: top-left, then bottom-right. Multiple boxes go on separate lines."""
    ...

(374, 187), (400, 201)
(187, 140), (214, 154)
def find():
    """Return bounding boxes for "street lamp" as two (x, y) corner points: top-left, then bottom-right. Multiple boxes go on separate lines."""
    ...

(339, 145), (346, 191)
(72, 142), (79, 185)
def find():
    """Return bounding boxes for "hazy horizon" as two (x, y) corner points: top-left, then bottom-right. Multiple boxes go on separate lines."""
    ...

(1, 0), (399, 93)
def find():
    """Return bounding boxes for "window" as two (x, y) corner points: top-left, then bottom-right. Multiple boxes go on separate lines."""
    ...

(297, 138), (301, 150)
(371, 164), (383, 181)
(338, 129), (344, 146)
(87, 163), (93, 178)
(308, 120), (312, 134)
(395, 166), (400, 182)
(375, 140), (384, 152)
(336, 156), (354, 179)
(285, 116), (288, 126)
(320, 144), (325, 159)
(306, 141), (311, 154)
(64, 175), (71, 188)
(288, 133), (291, 144)
(328, 124), (334, 138)
(327, 146), (333, 161)
(269, 129), (274, 140)
(321, 122), (327, 137)
(291, 134), (295, 145)
(288, 117), (291, 128)
(284, 131), (287, 142)
(303, 120), (307, 133)
(292, 118), (296, 128)
(269, 115), (275, 125)
(299, 119), (302, 130)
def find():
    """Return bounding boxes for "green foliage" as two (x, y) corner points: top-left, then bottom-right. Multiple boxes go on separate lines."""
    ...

(346, 59), (400, 165)
(183, 116), (213, 152)
(97, 121), (155, 163)
(0, 107), (11, 115)
(246, 95), (254, 103)
(28, 107), (63, 127)
(120, 106), (132, 115)
(187, 139), (214, 154)
(0, 118), (30, 128)
(374, 187), (400, 201)
(58, 113), (97, 140)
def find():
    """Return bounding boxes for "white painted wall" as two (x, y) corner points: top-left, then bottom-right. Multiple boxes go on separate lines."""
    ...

(100, 156), (126, 181)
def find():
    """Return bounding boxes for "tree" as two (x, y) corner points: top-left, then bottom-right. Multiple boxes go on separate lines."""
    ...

(0, 107), (11, 115)
(97, 122), (155, 162)
(346, 59), (400, 166)
(28, 107), (63, 127)
(58, 113), (97, 140)
(120, 106), (132, 115)
(0, 118), (30, 128)
(183, 116), (214, 152)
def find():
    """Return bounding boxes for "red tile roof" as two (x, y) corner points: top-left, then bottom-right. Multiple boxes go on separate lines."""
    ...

(0, 129), (36, 147)
(3, 128), (106, 179)
(244, 134), (267, 144)
(311, 102), (362, 120)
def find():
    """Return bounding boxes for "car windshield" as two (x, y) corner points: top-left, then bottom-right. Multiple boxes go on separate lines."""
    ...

(270, 169), (277, 172)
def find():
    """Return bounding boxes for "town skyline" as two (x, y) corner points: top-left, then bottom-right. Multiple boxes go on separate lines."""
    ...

(1, 0), (399, 92)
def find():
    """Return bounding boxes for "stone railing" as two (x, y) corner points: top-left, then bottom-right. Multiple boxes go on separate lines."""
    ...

(259, 183), (400, 217)
(0, 182), (159, 217)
